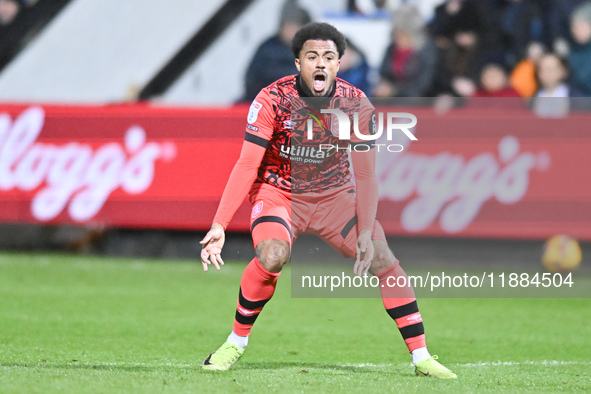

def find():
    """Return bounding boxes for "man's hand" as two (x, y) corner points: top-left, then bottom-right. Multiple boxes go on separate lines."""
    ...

(200, 222), (226, 272)
(353, 229), (374, 276)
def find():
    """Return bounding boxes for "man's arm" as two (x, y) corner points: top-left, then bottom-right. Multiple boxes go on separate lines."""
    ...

(200, 142), (266, 271)
(213, 142), (266, 229)
(350, 146), (379, 276)
(201, 91), (275, 271)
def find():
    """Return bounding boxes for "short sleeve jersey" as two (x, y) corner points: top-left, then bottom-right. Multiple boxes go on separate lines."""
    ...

(244, 74), (375, 193)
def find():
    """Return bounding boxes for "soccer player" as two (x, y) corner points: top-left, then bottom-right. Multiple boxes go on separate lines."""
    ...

(200, 22), (456, 379)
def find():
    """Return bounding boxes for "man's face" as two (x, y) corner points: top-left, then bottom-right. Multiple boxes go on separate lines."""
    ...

(571, 19), (591, 45)
(280, 23), (300, 46)
(295, 40), (340, 96)
(481, 65), (507, 92)
(538, 55), (566, 89)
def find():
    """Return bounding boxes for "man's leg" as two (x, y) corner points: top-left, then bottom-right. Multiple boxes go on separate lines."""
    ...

(368, 241), (426, 355)
(203, 184), (294, 370)
(203, 238), (291, 371)
(369, 239), (456, 379)
(310, 188), (456, 378)
(309, 189), (428, 356)
(233, 239), (290, 338)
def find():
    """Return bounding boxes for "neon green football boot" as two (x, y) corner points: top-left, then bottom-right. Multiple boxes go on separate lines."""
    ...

(414, 355), (457, 379)
(203, 341), (244, 371)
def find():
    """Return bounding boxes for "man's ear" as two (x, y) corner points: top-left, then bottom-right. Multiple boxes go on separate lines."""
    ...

(295, 58), (301, 72)
(337, 58), (341, 72)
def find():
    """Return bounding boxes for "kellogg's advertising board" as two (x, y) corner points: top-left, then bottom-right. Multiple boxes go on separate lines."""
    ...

(0, 102), (589, 240)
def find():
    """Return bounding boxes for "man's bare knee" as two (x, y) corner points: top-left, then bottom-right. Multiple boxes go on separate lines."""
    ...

(369, 240), (396, 276)
(255, 239), (291, 273)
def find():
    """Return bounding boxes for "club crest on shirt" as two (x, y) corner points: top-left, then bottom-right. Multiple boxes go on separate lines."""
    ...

(330, 113), (340, 137)
(248, 100), (263, 124)
(252, 201), (264, 219)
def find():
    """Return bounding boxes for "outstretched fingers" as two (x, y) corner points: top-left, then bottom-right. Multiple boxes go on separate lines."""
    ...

(353, 237), (374, 276)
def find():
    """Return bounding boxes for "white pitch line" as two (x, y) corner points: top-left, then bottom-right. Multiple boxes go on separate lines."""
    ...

(342, 361), (591, 368)
(458, 361), (591, 367)
(4, 361), (589, 369)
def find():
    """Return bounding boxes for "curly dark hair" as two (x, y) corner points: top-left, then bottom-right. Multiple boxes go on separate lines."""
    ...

(291, 22), (347, 59)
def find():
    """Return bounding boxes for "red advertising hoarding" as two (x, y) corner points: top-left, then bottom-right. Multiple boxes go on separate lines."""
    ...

(0, 103), (589, 240)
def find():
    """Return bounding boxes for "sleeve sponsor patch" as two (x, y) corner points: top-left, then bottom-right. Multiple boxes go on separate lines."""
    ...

(247, 100), (263, 124)
(246, 124), (259, 132)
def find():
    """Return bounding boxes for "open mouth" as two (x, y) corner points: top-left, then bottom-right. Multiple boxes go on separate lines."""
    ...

(313, 73), (326, 92)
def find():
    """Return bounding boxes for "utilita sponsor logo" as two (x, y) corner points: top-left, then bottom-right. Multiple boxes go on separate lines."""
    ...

(279, 144), (336, 164)
(377, 135), (550, 233)
(0, 107), (176, 222)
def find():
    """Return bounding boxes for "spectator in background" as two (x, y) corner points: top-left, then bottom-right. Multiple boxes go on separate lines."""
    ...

(347, 0), (389, 17)
(569, 1), (591, 96)
(429, 0), (487, 96)
(242, 1), (311, 102)
(338, 38), (371, 94)
(473, 62), (520, 97)
(429, 0), (486, 50)
(510, 41), (545, 97)
(499, 0), (555, 64)
(535, 53), (581, 97)
(532, 54), (580, 117)
(0, 0), (19, 25)
(548, 0), (586, 49)
(498, 0), (588, 62)
(373, 3), (436, 97)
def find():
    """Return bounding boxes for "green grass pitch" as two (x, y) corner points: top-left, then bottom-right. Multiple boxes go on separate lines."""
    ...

(0, 252), (589, 393)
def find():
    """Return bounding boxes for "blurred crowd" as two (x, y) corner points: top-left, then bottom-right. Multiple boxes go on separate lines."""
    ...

(243, 0), (591, 105)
